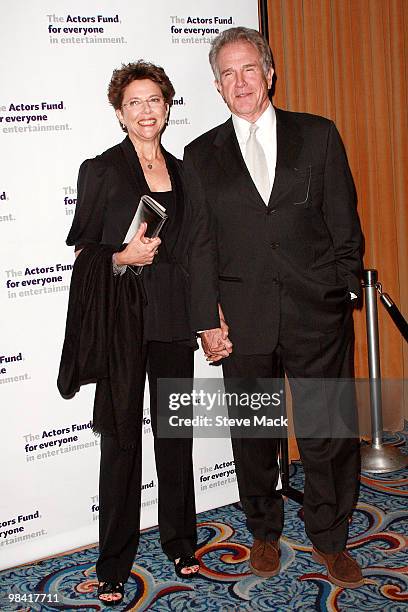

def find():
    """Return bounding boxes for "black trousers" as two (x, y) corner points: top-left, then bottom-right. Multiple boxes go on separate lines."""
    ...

(222, 306), (360, 554)
(96, 341), (196, 583)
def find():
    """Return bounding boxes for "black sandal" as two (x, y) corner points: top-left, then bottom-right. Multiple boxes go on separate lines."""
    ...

(97, 582), (124, 606)
(174, 555), (200, 579)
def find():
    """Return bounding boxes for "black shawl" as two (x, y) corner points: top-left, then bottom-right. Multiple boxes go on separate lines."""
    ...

(57, 244), (144, 448)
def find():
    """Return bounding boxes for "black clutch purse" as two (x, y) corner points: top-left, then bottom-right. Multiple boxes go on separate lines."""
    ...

(123, 195), (168, 276)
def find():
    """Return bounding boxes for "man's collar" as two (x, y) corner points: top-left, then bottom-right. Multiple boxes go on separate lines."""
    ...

(232, 103), (276, 142)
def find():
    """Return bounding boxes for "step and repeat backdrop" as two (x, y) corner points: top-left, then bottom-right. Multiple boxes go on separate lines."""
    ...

(0, 0), (259, 570)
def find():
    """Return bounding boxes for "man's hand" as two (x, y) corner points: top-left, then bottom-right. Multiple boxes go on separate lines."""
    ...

(199, 304), (233, 362)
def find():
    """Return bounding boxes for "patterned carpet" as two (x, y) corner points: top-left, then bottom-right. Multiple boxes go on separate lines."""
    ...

(1, 430), (407, 612)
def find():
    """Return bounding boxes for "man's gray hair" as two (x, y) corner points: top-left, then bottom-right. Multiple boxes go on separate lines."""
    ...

(209, 27), (273, 80)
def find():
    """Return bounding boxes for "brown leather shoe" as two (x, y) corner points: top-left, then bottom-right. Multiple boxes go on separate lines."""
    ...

(249, 539), (280, 578)
(312, 547), (364, 589)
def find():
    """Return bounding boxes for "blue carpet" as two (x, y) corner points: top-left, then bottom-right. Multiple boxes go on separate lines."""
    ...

(1, 429), (407, 611)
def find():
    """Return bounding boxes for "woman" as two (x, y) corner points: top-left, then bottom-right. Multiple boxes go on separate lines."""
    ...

(62, 61), (199, 606)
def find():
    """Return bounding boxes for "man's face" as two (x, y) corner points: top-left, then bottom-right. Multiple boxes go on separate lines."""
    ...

(215, 40), (273, 122)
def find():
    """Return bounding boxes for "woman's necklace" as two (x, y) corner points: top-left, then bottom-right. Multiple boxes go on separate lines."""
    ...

(139, 154), (160, 170)
(139, 157), (153, 170)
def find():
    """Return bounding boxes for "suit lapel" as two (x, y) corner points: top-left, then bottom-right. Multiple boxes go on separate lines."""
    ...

(119, 136), (150, 197)
(214, 112), (304, 210)
(214, 119), (267, 210)
(269, 108), (304, 207)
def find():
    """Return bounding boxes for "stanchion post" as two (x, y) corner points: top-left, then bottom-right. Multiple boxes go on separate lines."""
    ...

(360, 269), (407, 473)
(364, 270), (383, 447)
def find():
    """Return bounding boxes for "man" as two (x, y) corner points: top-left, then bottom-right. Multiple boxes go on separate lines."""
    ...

(184, 27), (363, 588)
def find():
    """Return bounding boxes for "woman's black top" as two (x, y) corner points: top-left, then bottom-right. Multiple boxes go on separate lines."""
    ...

(66, 136), (193, 345)
(142, 190), (190, 342)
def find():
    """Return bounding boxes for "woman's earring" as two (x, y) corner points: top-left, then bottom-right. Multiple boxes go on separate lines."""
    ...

(122, 123), (126, 130)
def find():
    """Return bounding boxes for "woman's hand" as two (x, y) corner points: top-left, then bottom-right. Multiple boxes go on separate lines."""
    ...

(200, 304), (233, 362)
(114, 222), (161, 266)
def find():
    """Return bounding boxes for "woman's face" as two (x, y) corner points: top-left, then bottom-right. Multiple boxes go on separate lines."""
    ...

(116, 79), (168, 143)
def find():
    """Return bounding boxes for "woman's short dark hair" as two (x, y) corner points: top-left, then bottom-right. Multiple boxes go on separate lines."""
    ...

(108, 60), (175, 110)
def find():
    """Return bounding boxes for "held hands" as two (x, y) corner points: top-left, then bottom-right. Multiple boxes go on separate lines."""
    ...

(114, 222), (161, 267)
(200, 304), (233, 363)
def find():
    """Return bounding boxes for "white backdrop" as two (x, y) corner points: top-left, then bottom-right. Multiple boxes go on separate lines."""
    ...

(0, 1), (259, 570)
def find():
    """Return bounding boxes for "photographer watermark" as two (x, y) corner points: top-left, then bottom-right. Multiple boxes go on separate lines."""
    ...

(157, 378), (404, 439)
(168, 387), (283, 411)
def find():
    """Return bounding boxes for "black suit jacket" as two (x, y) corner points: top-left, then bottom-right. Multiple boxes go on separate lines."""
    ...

(67, 136), (194, 344)
(67, 136), (191, 257)
(184, 107), (363, 354)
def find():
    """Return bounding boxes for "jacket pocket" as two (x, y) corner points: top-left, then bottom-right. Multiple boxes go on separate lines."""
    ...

(292, 165), (312, 206)
(218, 275), (243, 283)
